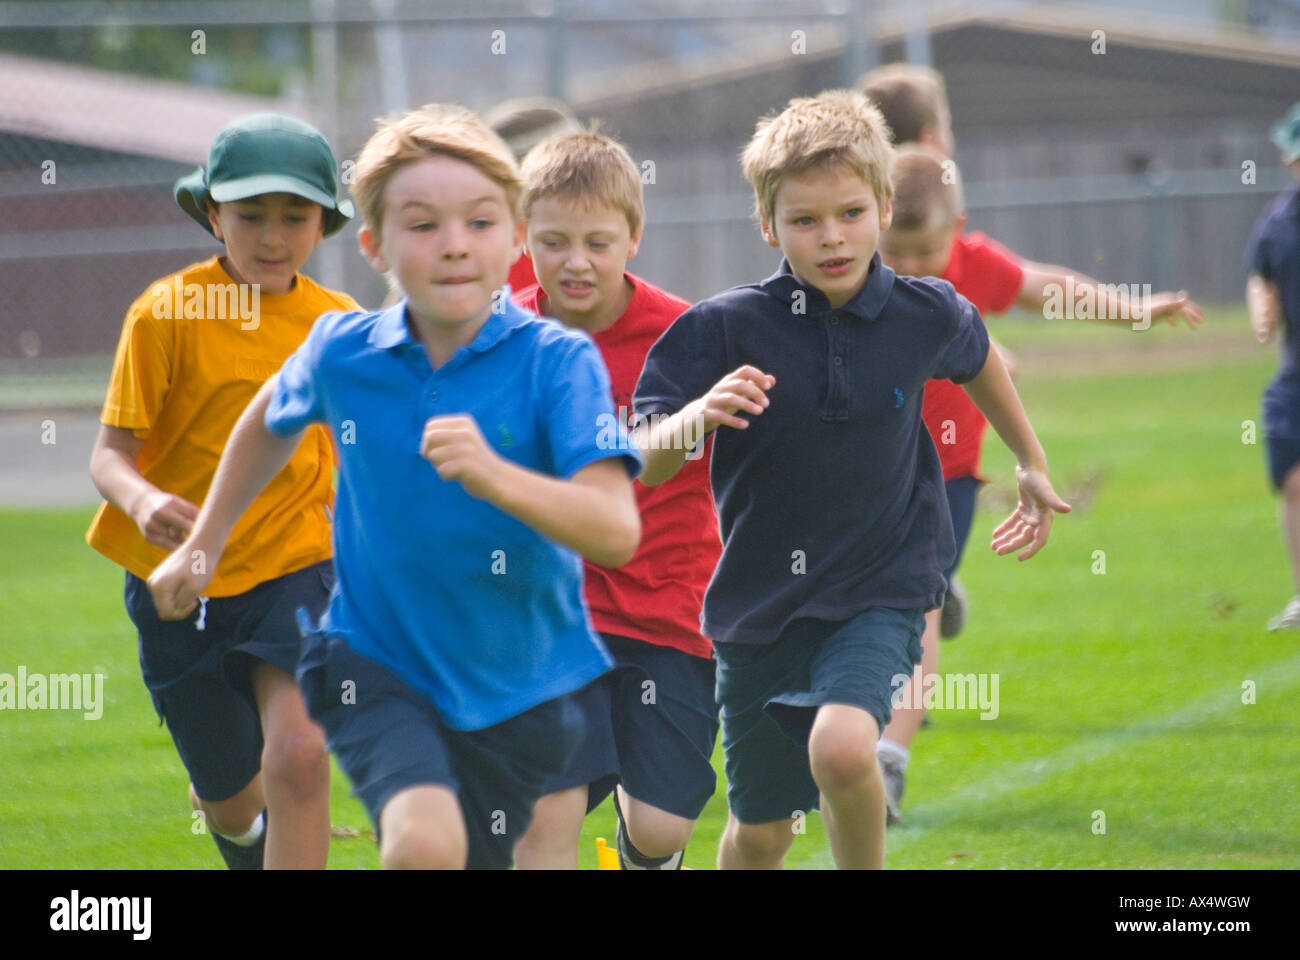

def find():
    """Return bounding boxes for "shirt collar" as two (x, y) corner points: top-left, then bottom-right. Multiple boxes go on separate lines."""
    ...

(759, 250), (895, 322)
(366, 286), (531, 355)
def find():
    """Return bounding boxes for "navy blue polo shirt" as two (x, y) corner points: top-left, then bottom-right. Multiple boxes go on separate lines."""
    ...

(265, 298), (638, 730)
(1250, 189), (1300, 436)
(634, 252), (989, 645)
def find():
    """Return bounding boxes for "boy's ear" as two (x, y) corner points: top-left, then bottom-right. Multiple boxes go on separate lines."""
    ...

(205, 199), (225, 241)
(512, 219), (526, 260)
(626, 226), (643, 261)
(358, 225), (388, 273)
(878, 196), (893, 232)
(312, 203), (326, 243)
(953, 213), (968, 235)
(760, 219), (780, 249)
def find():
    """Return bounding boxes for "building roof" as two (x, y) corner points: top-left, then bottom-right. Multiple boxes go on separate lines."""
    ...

(0, 51), (308, 164)
(570, 2), (1300, 127)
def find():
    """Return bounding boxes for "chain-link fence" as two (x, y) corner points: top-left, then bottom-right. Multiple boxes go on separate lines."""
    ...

(2, 0), (1298, 388)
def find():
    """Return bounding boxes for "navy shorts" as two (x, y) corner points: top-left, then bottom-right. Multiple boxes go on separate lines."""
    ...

(943, 475), (982, 587)
(297, 633), (586, 870)
(714, 607), (925, 825)
(124, 559), (334, 802)
(539, 632), (719, 821)
(1265, 434), (1300, 490)
(1263, 377), (1300, 488)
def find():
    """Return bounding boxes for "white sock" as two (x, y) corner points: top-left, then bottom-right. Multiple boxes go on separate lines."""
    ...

(216, 812), (265, 847)
(877, 738), (909, 769)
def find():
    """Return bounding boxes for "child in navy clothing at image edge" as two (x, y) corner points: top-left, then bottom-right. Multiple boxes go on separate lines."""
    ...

(1248, 100), (1300, 631)
(147, 103), (643, 869)
(633, 90), (1070, 869)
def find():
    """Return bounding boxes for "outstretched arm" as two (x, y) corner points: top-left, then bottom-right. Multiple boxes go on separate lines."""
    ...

(147, 378), (304, 618)
(960, 346), (1071, 560)
(1017, 259), (1203, 329)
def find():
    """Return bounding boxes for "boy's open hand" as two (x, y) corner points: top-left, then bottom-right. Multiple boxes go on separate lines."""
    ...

(132, 490), (200, 551)
(991, 466), (1072, 561)
(421, 414), (505, 501)
(688, 365), (776, 435)
(1147, 290), (1204, 328)
(147, 538), (214, 620)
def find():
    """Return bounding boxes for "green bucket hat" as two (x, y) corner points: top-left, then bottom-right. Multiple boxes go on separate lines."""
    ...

(1271, 101), (1300, 166)
(175, 113), (354, 237)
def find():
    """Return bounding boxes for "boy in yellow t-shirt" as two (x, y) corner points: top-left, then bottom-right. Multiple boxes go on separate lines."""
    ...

(86, 113), (359, 869)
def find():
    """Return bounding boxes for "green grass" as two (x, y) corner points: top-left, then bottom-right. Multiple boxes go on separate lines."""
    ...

(2, 304), (1296, 868)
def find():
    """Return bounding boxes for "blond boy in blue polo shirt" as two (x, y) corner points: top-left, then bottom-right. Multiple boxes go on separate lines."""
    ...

(634, 90), (1069, 869)
(148, 104), (641, 869)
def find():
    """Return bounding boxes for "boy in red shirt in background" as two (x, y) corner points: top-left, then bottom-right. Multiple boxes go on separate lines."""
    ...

(484, 97), (581, 293)
(510, 131), (720, 869)
(874, 141), (1202, 823)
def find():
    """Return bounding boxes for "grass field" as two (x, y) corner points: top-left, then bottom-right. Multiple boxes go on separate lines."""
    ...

(3, 308), (1298, 869)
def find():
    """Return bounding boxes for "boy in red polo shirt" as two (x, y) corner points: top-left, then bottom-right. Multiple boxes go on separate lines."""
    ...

(484, 96), (581, 294)
(874, 142), (1202, 823)
(510, 131), (720, 870)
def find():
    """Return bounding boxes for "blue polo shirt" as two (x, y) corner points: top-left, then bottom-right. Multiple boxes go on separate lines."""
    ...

(1250, 189), (1300, 437)
(634, 252), (989, 645)
(265, 298), (637, 730)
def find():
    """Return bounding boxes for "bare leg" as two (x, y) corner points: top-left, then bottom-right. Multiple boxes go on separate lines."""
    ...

(809, 703), (883, 869)
(717, 812), (795, 870)
(251, 663), (330, 869)
(513, 785), (587, 869)
(379, 785), (467, 869)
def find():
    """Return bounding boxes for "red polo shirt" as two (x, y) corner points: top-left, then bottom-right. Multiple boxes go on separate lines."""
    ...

(923, 231), (1024, 480)
(515, 273), (718, 659)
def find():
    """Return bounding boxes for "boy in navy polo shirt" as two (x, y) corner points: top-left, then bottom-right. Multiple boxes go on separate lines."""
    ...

(148, 103), (642, 869)
(634, 90), (1070, 869)
(1248, 101), (1300, 631)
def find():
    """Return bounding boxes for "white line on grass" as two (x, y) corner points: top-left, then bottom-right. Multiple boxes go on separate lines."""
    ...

(788, 650), (1300, 869)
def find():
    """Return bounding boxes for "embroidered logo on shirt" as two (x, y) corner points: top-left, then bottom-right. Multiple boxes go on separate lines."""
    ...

(497, 423), (515, 447)
(893, 388), (905, 409)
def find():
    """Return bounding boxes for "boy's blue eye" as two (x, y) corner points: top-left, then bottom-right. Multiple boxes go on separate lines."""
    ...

(411, 222), (433, 232)
(844, 208), (863, 219)
(794, 216), (815, 226)
(471, 219), (492, 230)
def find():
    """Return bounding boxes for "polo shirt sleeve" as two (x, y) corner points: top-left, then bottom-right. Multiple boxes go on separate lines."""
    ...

(1248, 211), (1274, 281)
(633, 301), (726, 418)
(933, 290), (991, 385)
(968, 233), (1026, 314)
(265, 310), (335, 438)
(545, 334), (642, 480)
(101, 302), (173, 435)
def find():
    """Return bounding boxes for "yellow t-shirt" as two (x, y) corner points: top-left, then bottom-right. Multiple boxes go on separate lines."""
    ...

(85, 256), (360, 596)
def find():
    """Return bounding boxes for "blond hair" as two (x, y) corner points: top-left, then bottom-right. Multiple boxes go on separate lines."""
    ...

(857, 63), (950, 146)
(351, 103), (521, 240)
(519, 130), (645, 237)
(890, 144), (964, 230)
(741, 89), (894, 227)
